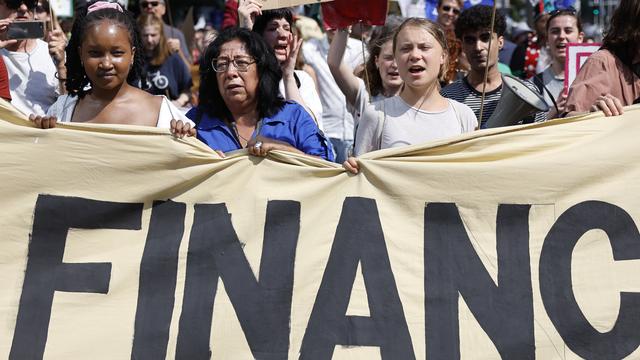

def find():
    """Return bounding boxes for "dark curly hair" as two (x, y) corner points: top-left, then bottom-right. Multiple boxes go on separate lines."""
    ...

(196, 27), (284, 122)
(252, 8), (294, 36)
(355, 15), (403, 98)
(602, 0), (640, 67)
(65, 6), (145, 98)
(455, 5), (506, 39)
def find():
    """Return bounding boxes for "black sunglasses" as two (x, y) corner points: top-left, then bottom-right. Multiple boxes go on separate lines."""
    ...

(140, 1), (160, 7)
(441, 5), (461, 15)
(4, 0), (38, 9)
(549, 6), (577, 16)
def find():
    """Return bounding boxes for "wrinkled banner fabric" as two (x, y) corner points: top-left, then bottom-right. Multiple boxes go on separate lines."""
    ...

(1, 100), (640, 359)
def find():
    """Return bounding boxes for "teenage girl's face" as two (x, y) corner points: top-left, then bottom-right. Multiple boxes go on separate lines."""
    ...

(375, 40), (402, 90)
(80, 21), (135, 92)
(547, 15), (583, 64)
(394, 26), (444, 90)
(262, 18), (292, 63)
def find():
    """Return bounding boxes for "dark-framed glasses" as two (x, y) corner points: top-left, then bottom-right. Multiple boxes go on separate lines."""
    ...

(211, 56), (256, 72)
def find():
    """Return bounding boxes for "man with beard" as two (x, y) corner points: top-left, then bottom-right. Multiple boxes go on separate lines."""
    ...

(442, 5), (545, 128)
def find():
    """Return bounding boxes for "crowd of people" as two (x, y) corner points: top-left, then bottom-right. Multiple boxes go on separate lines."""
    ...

(1, 0), (638, 169)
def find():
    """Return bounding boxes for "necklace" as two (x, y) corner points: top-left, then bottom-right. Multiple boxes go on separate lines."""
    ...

(231, 121), (254, 146)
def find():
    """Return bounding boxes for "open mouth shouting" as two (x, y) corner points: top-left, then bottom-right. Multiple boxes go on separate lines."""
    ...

(554, 42), (567, 57)
(408, 65), (426, 76)
(273, 44), (288, 59)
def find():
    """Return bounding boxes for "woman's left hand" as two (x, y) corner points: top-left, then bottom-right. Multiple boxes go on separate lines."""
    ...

(170, 119), (196, 138)
(281, 32), (303, 78)
(247, 135), (297, 157)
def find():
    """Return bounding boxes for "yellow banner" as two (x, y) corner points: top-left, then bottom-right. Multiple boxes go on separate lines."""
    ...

(2, 100), (640, 359)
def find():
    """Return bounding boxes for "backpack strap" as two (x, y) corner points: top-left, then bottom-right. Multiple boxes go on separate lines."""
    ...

(375, 98), (386, 150)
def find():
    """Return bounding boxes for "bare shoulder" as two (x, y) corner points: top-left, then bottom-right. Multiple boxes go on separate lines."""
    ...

(129, 87), (163, 108)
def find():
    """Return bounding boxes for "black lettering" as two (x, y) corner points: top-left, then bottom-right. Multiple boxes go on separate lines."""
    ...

(424, 203), (534, 359)
(300, 197), (415, 360)
(540, 201), (640, 358)
(131, 200), (186, 360)
(10, 195), (142, 360)
(176, 201), (300, 360)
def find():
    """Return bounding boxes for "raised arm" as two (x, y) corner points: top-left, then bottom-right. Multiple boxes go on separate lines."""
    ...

(237, 0), (262, 30)
(327, 27), (361, 106)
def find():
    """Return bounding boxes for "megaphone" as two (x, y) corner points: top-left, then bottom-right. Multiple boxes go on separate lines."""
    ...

(484, 74), (549, 128)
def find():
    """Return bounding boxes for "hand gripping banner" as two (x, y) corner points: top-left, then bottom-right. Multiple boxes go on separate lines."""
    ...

(2, 100), (640, 359)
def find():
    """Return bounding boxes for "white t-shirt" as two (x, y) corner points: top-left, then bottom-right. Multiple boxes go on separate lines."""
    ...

(1, 39), (60, 116)
(353, 95), (477, 156)
(278, 69), (324, 131)
(46, 94), (194, 128)
(302, 35), (363, 140)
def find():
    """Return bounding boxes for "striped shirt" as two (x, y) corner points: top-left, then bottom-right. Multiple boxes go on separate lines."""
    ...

(441, 76), (546, 128)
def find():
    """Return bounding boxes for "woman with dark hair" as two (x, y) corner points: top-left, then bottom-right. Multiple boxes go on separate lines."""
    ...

(138, 13), (192, 108)
(29, 1), (194, 134)
(564, 0), (640, 117)
(187, 27), (333, 160)
(237, 4), (323, 125)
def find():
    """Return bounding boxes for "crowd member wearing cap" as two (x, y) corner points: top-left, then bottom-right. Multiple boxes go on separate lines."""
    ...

(139, 0), (191, 66)
(237, 5), (323, 129)
(564, 0), (640, 117)
(187, 27), (334, 161)
(0, 0), (66, 115)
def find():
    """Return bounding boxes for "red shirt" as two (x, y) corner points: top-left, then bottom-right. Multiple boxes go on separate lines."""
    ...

(0, 56), (11, 102)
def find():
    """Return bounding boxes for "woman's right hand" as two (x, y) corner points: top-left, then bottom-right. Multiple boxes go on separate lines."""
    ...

(29, 114), (58, 129)
(237, 0), (262, 30)
(343, 157), (359, 174)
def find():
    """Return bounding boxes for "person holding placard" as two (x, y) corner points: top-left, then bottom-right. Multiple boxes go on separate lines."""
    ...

(564, 0), (640, 117)
(534, 7), (583, 119)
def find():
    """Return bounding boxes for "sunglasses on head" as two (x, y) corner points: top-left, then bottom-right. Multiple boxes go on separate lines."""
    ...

(3, 0), (37, 10)
(547, 7), (578, 24)
(441, 5), (461, 15)
(140, 1), (161, 7)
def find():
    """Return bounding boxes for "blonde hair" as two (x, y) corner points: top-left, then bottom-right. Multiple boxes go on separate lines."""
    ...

(393, 18), (449, 83)
(137, 13), (171, 66)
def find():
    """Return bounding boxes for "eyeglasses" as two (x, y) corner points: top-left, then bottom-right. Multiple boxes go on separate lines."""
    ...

(3, 0), (37, 10)
(211, 56), (256, 72)
(441, 5), (461, 15)
(140, 1), (161, 8)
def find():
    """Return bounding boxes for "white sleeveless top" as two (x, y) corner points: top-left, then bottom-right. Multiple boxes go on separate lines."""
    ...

(46, 94), (193, 128)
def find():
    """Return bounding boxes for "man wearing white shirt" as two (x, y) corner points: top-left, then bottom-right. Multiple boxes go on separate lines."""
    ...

(303, 29), (363, 163)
